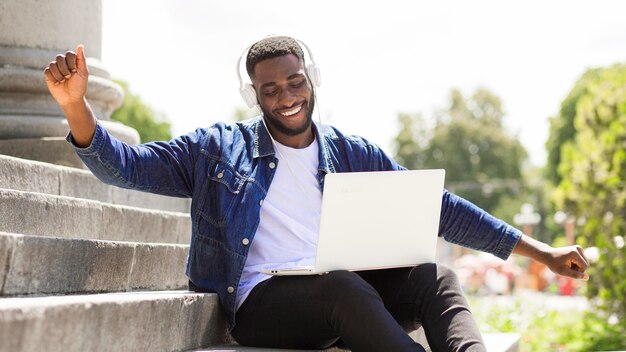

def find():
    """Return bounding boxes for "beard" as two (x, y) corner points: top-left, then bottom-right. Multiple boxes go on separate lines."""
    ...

(261, 94), (315, 137)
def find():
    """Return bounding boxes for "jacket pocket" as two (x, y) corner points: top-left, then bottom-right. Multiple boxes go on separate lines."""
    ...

(197, 157), (247, 227)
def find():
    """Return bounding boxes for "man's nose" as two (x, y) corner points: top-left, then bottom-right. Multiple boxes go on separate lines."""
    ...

(278, 88), (296, 106)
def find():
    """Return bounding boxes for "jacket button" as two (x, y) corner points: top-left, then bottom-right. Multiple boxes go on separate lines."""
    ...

(227, 286), (235, 294)
(259, 199), (264, 206)
(242, 238), (250, 246)
(269, 162), (276, 169)
(217, 172), (224, 179)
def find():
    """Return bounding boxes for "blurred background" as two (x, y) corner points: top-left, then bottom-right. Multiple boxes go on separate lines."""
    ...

(101, 1), (626, 350)
(100, 0), (626, 351)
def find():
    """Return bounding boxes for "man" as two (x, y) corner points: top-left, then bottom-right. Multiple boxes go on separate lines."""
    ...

(44, 36), (589, 352)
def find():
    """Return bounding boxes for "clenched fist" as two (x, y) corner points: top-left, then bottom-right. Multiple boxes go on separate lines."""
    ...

(43, 44), (96, 147)
(44, 44), (89, 108)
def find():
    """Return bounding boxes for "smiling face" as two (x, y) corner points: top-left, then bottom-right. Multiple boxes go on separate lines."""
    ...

(251, 54), (315, 148)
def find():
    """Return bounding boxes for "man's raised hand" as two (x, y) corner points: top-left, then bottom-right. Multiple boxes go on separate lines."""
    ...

(43, 44), (97, 147)
(44, 44), (89, 107)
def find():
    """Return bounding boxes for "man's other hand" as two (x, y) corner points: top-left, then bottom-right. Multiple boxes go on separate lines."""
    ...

(544, 245), (590, 281)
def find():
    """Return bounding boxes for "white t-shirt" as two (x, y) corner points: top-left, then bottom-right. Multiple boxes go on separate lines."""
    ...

(235, 137), (322, 310)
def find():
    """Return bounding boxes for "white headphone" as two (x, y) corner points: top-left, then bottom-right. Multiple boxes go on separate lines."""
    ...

(236, 36), (322, 109)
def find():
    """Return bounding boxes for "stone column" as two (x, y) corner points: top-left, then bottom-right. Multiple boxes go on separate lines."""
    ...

(0, 0), (139, 168)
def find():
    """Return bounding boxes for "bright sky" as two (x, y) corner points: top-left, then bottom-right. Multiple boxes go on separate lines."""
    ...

(101, 0), (626, 167)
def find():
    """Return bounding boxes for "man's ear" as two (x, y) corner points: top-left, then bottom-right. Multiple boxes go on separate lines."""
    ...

(240, 82), (259, 109)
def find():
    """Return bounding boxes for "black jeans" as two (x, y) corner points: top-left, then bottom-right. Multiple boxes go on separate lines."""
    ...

(229, 264), (485, 352)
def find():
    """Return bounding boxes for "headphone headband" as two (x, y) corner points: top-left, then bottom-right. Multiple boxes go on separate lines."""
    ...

(236, 36), (321, 108)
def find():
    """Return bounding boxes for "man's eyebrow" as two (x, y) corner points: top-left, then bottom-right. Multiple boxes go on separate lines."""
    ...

(260, 82), (277, 90)
(287, 73), (305, 81)
(259, 73), (306, 90)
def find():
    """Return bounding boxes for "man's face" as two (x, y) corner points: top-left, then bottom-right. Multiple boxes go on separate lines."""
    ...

(251, 54), (315, 146)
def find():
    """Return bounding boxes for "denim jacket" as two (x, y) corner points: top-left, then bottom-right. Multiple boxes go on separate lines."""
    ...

(69, 116), (522, 328)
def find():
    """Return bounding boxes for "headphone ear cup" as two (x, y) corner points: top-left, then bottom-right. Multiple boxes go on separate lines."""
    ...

(306, 64), (321, 88)
(240, 83), (258, 108)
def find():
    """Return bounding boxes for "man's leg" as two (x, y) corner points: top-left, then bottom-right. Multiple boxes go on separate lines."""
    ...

(230, 271), (426, 352)
(357, 264), (486, 352)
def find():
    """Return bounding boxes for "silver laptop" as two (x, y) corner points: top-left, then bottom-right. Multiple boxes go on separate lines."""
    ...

(261, 169), (445, 275)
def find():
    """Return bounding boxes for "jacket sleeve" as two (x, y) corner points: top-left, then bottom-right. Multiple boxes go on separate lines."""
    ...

(439, 189), (522, 260)
(66, 121), (200, 198)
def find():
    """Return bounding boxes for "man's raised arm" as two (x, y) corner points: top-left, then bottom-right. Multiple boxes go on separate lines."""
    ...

(43, 44), (96, 148)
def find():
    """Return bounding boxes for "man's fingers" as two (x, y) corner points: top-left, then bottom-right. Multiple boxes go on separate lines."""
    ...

(55, 54), (71, 78)
(47, 61), (64, 82)
(562, 266), (589, 281)
(575, 245), (590, 267)
(66, 51), (77, 72)
(43, 68), (58, 85)
(569, 251), (589, 274)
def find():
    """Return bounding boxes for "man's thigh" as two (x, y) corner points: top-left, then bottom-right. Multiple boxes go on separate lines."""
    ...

(231, 273), (347, 349)
(356, 265), (436, 332)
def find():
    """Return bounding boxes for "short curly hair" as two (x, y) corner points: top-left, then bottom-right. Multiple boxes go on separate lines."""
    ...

(246, 36), (305, 79)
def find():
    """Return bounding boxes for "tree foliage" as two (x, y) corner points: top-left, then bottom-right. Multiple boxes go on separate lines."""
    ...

(551, 64), (626, 338)
(110, 80), (172, 143)
(394, 88), (528, 220)
(545, 68), (604, 186)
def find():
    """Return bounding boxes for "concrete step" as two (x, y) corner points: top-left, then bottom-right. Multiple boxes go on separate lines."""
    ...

(484, 333), (520, 352)
(0, 291), (229, 352)
(0, 231), (188, 296)
(0, 137), (86, 169)
(0, 154), (191, 213)
(0, 188), (190, 244)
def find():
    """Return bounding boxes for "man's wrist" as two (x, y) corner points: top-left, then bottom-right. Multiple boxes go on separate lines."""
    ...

(514, 234), (552, 262)
(60, 96), (88, 113)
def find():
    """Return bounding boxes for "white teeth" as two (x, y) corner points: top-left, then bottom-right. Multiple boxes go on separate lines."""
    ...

(280, 104), (302, 117)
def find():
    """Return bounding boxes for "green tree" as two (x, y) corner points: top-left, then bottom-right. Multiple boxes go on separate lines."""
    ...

(393, 112), (429, 170)
(551, 64), (626, 346)
(545, 68), (604, 186)
(542, 71), (607, 246)
(110, 80), (172, 143)
(394, 88), (529, 223)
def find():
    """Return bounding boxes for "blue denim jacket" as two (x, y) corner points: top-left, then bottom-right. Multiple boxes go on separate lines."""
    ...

(70, 117), (521, 328)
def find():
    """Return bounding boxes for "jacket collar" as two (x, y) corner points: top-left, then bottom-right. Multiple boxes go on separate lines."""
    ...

(252, 116), (335, 174)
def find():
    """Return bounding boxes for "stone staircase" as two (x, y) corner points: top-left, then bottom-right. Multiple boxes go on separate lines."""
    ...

(0, 154), (355, 352)
(0, 154), (519, 352)
(0, 154), (233, 351)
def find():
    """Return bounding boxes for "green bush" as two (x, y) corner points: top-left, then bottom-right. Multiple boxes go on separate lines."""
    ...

(469, 294), (626, 351)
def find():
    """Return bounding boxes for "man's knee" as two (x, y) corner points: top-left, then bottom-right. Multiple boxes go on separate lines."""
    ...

(436, 264), (462, 290)
(410, 263), (462, 293)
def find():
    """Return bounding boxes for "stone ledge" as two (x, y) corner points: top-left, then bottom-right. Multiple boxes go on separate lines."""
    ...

(0, 188), (190, 244)
(0, 137), (85, 168)
(0, 154), (191, 213)
(484, 333), (520, 352)
(0, 291), (229, 352)
(0, 232), (188, 296)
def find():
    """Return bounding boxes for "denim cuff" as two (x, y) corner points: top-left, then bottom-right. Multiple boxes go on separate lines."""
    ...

(65, 121), (105, 157)
(493, 225), (523, 260)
